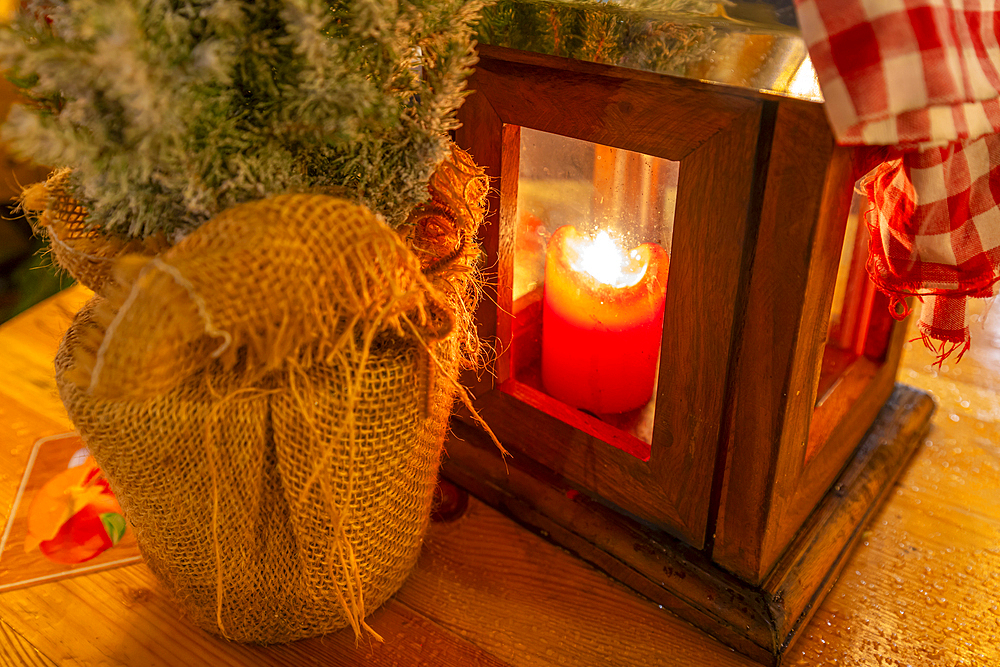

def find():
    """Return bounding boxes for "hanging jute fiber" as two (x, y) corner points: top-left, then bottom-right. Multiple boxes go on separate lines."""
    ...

(28, 145), (490, 644)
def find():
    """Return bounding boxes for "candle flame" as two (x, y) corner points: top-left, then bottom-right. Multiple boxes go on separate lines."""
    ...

(570, 230), (647, 288)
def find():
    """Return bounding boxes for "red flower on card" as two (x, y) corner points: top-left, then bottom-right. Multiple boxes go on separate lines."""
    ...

(24, 456), (128, 564)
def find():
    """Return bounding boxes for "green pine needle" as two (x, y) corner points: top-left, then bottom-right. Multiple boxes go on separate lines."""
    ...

(0, 0), (485, 238)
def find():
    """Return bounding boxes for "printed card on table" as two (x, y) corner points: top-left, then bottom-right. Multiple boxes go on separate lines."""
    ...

(0, 432), (142, 591)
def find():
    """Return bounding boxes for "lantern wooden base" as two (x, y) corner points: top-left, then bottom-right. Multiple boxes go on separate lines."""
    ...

(443, 385), (934, 666)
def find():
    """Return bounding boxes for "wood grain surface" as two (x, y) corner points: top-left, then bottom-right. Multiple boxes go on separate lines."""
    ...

(441, 421), (778, 665)
(763, 386), (934, 655)
(0, 619), (57, 667)
(473, 46), (760, 162)
(1, 285), (998, 667)
(711, 99), (857, 582)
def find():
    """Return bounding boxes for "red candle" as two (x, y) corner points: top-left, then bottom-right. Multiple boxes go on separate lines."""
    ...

(541, 225), (669, 414)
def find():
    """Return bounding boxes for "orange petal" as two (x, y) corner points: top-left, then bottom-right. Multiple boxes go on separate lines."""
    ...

(25, 459), (101, 543)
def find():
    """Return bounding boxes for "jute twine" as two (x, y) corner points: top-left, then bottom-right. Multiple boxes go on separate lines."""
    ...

(33, 146), (494, 643)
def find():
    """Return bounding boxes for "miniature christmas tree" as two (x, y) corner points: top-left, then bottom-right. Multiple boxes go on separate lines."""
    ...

(0, 0), (484, 239)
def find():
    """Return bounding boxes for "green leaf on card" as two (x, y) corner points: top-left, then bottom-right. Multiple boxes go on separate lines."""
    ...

(99, 512), (127, 545)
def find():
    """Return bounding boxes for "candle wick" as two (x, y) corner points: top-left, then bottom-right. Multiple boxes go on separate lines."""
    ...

(571, 230), (647, 288)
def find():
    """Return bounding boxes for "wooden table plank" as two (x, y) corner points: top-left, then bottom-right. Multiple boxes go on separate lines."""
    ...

(0, 489), (753, 667)
(0, 287), (85, 421)
(787, 474), (1000, 666)
(399, 500), (758, 667)
(0, 562), (513, 667)
(0, 288), (85, 544)
(0, 619), (57, 667)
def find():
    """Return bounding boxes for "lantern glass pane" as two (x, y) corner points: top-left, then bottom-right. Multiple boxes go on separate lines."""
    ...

(506, 127), (678, 450)
(807, 186), (893, 464)
(818, 188), (885, 399)
(825, 190), (867, 360)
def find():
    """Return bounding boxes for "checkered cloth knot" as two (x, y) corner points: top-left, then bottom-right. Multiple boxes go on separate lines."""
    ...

(795, 0), (1000, 365)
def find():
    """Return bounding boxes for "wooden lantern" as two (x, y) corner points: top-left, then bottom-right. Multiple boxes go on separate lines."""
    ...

(444, 38), (935, 666)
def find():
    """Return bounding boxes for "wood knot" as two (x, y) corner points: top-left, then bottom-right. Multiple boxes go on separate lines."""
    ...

(121, 587), (153, 606)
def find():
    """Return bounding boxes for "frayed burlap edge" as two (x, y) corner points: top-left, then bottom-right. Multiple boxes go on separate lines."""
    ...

(19, 168), (169, 295)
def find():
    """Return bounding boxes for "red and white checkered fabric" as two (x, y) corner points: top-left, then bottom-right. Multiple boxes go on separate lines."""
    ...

(862, 139), (1000, 359)
(797, 0), (1000, 148)
(795, 0), (1000, 364)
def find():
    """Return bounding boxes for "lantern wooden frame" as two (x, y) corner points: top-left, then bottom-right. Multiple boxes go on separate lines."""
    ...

(445, 44), (934, 665)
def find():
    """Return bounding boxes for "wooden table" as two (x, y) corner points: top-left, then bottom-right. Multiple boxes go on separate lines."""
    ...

(1, 285), (998, 666)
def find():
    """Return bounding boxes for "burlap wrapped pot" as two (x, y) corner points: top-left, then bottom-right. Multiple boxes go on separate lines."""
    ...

(32, 146), (490, 643)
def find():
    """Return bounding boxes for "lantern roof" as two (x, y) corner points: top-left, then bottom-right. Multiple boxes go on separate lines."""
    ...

(475, 0), (823, 102)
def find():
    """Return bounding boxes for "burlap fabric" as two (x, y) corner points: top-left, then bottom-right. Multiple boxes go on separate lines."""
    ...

(21, 168), (169, 294)
(32, 146), (488, 643)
